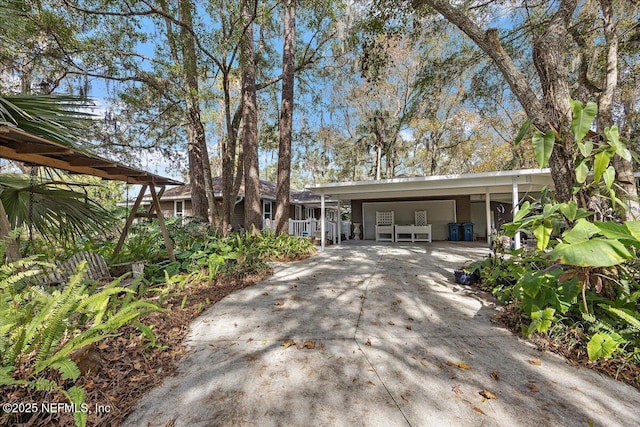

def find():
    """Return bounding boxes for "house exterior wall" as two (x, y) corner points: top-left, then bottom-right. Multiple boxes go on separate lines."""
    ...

(232, 202), (245, 231)
(154, 199), (193, 220)
(470, 202), (488, 239)
(158, 201), (174, 219)
(153, 194), (311, 231)
(184, 200), (193, 217)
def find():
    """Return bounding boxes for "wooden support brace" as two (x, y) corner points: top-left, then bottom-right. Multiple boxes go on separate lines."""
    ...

(114, 184), (147, 258)
(144, 185), (166, 216)
(149, 184), (175, 262)
(134, 213), (157, 218)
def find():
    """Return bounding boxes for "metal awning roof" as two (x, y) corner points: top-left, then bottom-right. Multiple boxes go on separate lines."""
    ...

(305, 169), (554, 200)
(0, 125), (183, 186)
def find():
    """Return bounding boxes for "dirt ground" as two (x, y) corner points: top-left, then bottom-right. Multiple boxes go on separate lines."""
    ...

(1, 270), (270, 427)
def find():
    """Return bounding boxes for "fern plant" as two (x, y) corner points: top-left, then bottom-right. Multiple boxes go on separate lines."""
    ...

(0, 253), (159, 427)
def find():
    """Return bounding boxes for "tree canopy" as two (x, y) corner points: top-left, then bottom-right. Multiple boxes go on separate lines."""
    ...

(1, 0), (638, 226)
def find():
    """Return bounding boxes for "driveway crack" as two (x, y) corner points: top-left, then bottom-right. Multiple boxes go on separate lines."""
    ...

(353, 253), (412, 426)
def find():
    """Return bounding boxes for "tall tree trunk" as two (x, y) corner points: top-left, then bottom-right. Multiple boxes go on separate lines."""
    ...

(275, 0), (296, 235)
(417, 0), (581, 205)
(177, 0), (215, 223)
(0, 201), (20, 262)
(597, 0), (639, 220)
(376, 144), (382, 180)
(241, 0), (262, 233)
(221, 76), (238, 234)
(530, 0), (577, 204)
(385, 142), (395, 178)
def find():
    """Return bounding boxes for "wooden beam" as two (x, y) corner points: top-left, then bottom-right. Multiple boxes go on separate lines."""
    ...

(134, 212), (157, 218)
(69, 158), (117, 167)
(114, 185), (147, 258)
(100, 167), (148, 176)
(144, 185), (166, 217)
(0, 146), (165, 185)
(15, 144), (73, 154)
(1, 126), (183, 186)
(1, 146), (112, 177)
(149, 184), (175, 262)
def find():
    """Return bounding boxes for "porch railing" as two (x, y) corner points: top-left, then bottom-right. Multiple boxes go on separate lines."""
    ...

(288, 219), (352, 243)
(263, 218), (277, 232)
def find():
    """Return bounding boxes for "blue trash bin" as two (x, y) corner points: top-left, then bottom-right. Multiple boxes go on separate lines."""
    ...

(462, 223), (474, 241)
(448, 223), (461, 241)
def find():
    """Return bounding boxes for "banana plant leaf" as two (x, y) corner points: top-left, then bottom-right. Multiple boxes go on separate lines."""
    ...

(550, 238), (633, 267)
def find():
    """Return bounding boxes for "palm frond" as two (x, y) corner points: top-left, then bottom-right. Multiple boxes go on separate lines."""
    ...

(0, 95), (95, 148)
(0, 174), (116, 246)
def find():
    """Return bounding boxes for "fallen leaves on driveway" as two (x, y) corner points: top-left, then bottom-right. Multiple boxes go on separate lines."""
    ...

(446, 361), (470, 370)
(479, 389), (497, 399)
(282, 339), (296, 348)
(281, 339), (325, 350)
(473, 407), (486, 415)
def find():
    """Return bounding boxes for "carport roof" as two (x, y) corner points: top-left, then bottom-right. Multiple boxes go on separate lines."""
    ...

(0, 125), (183, 186)
(305, 168), (554, 201)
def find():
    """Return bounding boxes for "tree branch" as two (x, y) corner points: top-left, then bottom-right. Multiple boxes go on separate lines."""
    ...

(413, 0), (545, 123)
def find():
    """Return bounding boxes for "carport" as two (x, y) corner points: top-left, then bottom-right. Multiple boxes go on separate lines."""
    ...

(306, 169), (555, 251)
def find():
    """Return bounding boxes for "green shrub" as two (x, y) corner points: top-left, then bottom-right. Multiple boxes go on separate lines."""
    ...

(0, 256), (159, 427)
(144, 229), (316, 283)
(471, 100), (640, 363)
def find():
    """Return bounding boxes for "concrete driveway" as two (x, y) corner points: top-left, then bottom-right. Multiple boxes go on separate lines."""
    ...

(124, 242), (640, 427)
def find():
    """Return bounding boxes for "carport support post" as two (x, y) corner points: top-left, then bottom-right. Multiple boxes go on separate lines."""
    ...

(485, 191), (492, 245)
(320, 194), (326, 251)
(337, 200), (341, 245)
(512, 180), (521, 249)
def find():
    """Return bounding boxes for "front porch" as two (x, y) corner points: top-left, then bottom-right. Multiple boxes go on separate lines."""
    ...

(263, 218), (353, 244)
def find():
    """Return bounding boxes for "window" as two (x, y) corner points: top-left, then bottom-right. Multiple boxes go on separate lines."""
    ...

(305, 207), (315, 219)
(263, 200), (273, 220)
(174, 200), (184, 217)
(295, 205), (302, 220)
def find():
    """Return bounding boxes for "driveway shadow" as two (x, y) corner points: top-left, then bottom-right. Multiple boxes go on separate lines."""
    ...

(124, 242), (640, 427)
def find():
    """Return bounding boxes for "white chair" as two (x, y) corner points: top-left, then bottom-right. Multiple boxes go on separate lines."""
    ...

(414, 210), (432, 242)
(375, 211), (395, 242)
